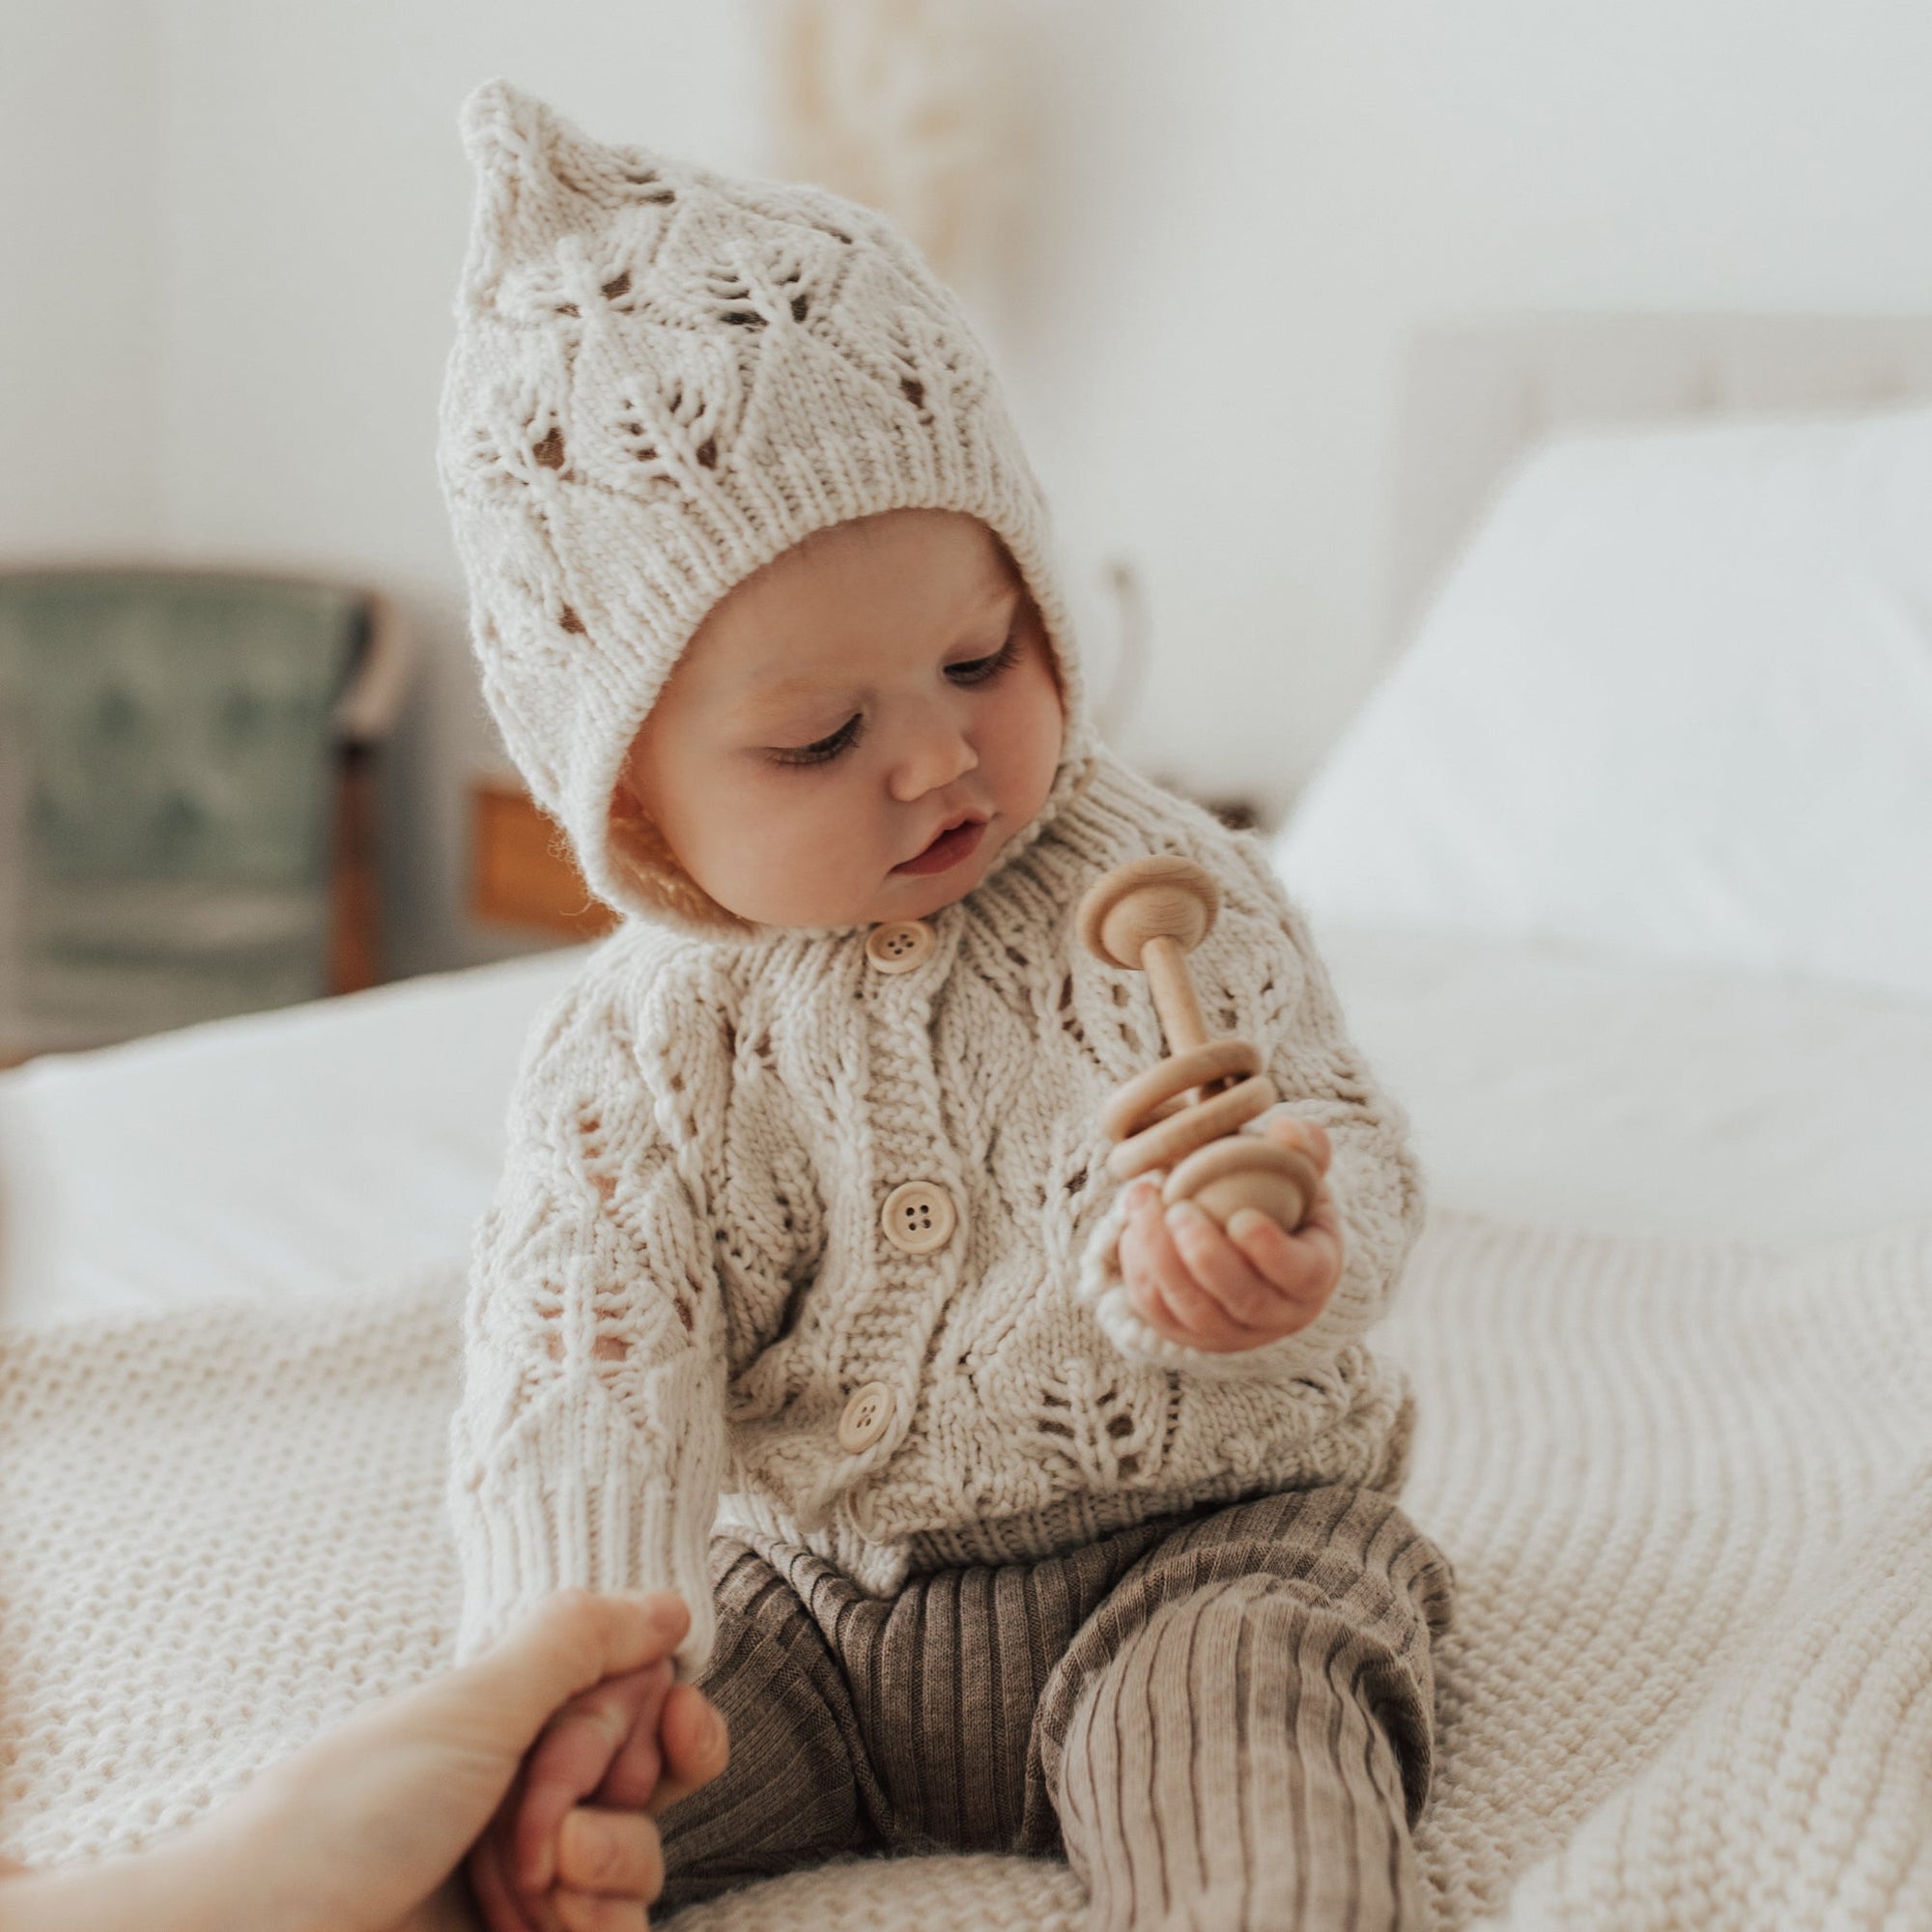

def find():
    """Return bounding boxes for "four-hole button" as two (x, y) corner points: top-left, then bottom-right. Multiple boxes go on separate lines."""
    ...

(838, 1380), (895, 1453)
(880, 1179), (957, 1255)
(865, 920), (935, 974)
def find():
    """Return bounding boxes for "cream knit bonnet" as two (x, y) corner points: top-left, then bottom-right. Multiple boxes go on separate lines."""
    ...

(439, 79), (1096, 929)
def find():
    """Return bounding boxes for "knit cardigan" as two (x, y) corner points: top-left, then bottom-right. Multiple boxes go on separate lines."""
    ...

(449, 750), (1424, 1670)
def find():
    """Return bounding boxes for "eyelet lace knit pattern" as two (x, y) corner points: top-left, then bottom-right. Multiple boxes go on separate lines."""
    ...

(7, 1212), (1931, 1926)
(438, 79), (1094, 927)
(449, 749), (1425, 1672)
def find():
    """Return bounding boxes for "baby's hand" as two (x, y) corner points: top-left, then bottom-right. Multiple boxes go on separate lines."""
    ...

(1118, 1113), (1344, 1354)
(469, 1595), (725, 1932)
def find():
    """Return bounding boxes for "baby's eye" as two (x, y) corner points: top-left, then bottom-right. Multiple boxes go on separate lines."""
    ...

(946, 631), (1021, 686)
(768, 713), (864, 768)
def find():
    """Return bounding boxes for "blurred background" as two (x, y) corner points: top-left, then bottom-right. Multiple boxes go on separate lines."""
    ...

(6, 0), (1932, 1056)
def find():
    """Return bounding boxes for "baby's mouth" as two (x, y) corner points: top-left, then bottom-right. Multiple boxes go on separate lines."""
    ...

(893, 813), (990, 877)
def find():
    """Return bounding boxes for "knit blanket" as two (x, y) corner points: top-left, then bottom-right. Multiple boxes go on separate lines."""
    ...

(4, 1211), (1929, 1928)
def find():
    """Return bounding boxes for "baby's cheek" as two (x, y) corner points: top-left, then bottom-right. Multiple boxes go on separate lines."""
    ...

(701, 785), (882, 925)
(988, 649), (1065, 822)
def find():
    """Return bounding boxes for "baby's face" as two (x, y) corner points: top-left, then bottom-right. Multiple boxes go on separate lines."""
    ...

(619, 509), (1066, 928)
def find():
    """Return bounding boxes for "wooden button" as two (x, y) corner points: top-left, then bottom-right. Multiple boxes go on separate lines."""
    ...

(865, 920), (935, 974)
(880, 1180), (957, 1255)
(838, 1380), (895, 1453)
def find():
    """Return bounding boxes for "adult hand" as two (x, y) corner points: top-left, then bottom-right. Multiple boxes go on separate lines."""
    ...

(1119, 1113), (1344, 1353)
(469, 1612), (723, 1932)
(234, 1588), (724, 1932)
(0, 1589), (724, 1932)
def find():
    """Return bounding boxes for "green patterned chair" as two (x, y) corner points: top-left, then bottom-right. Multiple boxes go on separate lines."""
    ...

(0, 571), (411, 1056)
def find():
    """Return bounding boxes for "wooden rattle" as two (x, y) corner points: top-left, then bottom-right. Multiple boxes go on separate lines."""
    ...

(1077, 856), (1320, 1233)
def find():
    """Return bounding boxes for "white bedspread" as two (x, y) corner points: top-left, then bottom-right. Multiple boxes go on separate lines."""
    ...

(5, 1212), (1928, 1927)
(0, 949), (580, 1327)
(5, 926), (1931, 1924)
(1319, 923), (1932, 1244)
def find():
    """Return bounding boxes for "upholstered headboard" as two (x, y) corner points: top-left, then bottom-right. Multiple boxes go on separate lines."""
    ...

(1389, 315), (1932, 650)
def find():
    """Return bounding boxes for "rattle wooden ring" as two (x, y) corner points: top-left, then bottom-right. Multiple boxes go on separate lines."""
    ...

(1078, 855), (1315, 1233)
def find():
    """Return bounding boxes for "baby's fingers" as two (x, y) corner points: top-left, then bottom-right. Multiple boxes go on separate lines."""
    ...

(1252, 1111), (1332, 1177)
(1123, 1192), (1222, 1335)
(553, 1807), (665, 1928)
(648, 1682), (730, 1815)
(1228, 1188), (1344, 1310)
(1122, 1195), (1264, 1351)
(554, 1893), (647, 1932)
(516, 1662), (671, 1891)
(1162, 1202), (1288, 1339)
(591, 1667), (672, 1810)
(558, 1805), (663, 1896)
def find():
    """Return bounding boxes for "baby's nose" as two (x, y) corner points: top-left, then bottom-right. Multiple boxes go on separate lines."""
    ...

(889, 721), (980, 800)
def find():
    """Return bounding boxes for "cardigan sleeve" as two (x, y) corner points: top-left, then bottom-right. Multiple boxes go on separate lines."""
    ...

(446, 949), (734, 1676)
(1076, 830), (1425, 1384)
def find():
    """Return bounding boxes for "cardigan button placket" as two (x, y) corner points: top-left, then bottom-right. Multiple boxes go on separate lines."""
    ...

(865, 919), (936, 974)
(823, 909), (964, 1501)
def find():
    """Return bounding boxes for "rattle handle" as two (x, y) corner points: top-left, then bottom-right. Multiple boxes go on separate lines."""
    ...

(1141, 935), (1210, 1055)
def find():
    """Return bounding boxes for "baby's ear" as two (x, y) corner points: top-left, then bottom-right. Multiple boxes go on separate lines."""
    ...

(605, 804), (749, 934)
(609, 730), (668, 836)
(610, 771), (645, 823)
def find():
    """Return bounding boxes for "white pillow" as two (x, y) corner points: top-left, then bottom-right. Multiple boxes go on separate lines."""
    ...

(1275, 404), (1932, 1002)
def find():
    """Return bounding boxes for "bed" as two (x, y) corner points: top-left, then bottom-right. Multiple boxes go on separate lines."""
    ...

(5, 318), (1931, 1929)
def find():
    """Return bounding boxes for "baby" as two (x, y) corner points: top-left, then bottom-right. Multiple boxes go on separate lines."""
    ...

(441, 81), (1452, 1932)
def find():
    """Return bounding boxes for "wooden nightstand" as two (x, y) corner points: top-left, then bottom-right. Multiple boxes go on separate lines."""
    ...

(469, 772), (620, 941)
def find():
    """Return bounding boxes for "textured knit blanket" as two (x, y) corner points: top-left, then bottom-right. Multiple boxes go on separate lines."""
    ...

(3, 1212), (1930, 1929)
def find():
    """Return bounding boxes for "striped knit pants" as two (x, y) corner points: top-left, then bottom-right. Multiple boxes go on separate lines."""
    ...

(658, 1485), (1453, 1930)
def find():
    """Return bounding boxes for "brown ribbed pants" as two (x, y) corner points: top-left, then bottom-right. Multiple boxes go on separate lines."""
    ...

(659, 1486), (1453, 1930)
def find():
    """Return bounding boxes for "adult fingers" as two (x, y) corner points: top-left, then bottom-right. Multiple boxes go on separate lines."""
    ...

(455, 1591), (691, 1755)
(556, 1807), (665, 1900)
(468, 1824), (546, 1932)
(647, 1682), (730, 1816)
(516, 1663), (671, 1891)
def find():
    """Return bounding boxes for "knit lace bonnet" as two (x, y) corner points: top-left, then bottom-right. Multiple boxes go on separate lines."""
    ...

(439, 80), (1096, 929)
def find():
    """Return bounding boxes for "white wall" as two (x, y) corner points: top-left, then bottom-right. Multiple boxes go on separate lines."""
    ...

(1006, 0), (1932, 814)
(0, 1), (165, 554)
(12, 0), (1932, 971)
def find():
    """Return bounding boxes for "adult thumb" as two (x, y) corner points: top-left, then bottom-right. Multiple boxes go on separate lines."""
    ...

(455, 1591), (692, 1748)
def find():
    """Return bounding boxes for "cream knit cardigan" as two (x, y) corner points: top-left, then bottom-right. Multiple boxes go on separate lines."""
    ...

(449, 748), (1422, 1668)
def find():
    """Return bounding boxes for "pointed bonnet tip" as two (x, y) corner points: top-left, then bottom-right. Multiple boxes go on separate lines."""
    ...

(458, 77), (558, 175)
